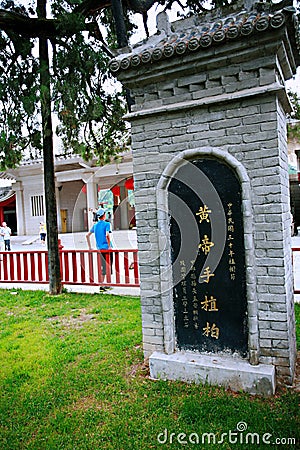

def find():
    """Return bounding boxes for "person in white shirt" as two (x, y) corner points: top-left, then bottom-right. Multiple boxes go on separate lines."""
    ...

(0, 226), (4, 253)
(2, 222), (12, 251)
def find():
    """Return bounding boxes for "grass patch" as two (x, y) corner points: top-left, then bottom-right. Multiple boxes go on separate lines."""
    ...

(0, 289), (299, 449)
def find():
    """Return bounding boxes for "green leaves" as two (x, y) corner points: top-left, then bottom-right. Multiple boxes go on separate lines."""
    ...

(287, 91), (300, 141)
(288, 91), (300, 120)
(52, 25), (128, 161)
(0, 0), (128, 167)
(0, 24), (40, 168)
(1, 0), (229, 167)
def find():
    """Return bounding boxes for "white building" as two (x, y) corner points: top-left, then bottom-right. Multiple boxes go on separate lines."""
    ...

(2, 151), (135, 236)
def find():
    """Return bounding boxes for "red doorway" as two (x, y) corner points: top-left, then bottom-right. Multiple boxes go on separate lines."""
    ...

(0, 193), (17, 234)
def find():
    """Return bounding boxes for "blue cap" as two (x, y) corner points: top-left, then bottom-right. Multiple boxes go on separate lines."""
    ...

(96, 207), (106, 217)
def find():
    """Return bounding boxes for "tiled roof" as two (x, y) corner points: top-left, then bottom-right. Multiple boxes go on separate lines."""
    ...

(109, 4), (300, 73)
(0, 187), (14, 201)
(0, 172), (15, 180)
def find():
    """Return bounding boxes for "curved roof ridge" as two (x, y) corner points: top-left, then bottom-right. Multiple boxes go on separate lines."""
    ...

(109, 4), (299, 73)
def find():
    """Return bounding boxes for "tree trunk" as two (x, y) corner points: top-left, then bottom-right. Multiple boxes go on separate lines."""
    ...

(111, 0), (128, 48)
(110, 0), (135, 111)
(37, 0), (62, 295)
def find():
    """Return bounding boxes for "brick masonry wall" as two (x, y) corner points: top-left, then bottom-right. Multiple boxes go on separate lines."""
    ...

(118, 28), (296, 384)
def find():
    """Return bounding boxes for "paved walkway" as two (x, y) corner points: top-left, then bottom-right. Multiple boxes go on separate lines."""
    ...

(3, 230), (140, 297)
(9, 229), (138, 251)
(2, 231), (300, 300)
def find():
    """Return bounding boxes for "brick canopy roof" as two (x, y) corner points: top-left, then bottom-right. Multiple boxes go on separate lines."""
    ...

(109, 1), (300, 73)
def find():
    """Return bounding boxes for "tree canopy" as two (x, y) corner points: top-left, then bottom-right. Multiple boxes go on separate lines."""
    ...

(0, 0), (130, 169)
(1, 0), (298, 172)
(0, 0), (244, 169)
(288, 91), (300, 141)
(0, 0), (240, 295)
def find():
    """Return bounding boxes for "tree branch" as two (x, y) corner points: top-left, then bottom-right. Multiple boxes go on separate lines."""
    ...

(0, 9), (98, 39)
(73, 0), (111, 16)
(0, 0), (114, 38)
(0, 10), (60, 37)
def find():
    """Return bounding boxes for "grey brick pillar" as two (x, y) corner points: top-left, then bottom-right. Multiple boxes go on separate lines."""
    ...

(110, 1), (300, 392)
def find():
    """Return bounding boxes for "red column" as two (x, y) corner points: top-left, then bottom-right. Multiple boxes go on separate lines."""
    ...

(0, 207), (4, 224)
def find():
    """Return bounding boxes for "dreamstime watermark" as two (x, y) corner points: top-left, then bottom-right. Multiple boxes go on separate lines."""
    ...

(157, 422), (296, 446)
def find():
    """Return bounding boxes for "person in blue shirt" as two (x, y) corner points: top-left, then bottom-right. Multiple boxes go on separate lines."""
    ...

(86, 207), (112, 290)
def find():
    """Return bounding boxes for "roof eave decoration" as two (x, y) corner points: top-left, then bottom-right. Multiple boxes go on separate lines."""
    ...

(109, 2), (300, 74)
(0, 190), (15, 203)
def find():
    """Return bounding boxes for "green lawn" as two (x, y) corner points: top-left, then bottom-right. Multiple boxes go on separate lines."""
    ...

(0, 289), (299, 449)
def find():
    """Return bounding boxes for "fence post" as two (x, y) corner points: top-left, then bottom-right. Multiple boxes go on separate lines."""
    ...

(58, 239), (64, 283)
